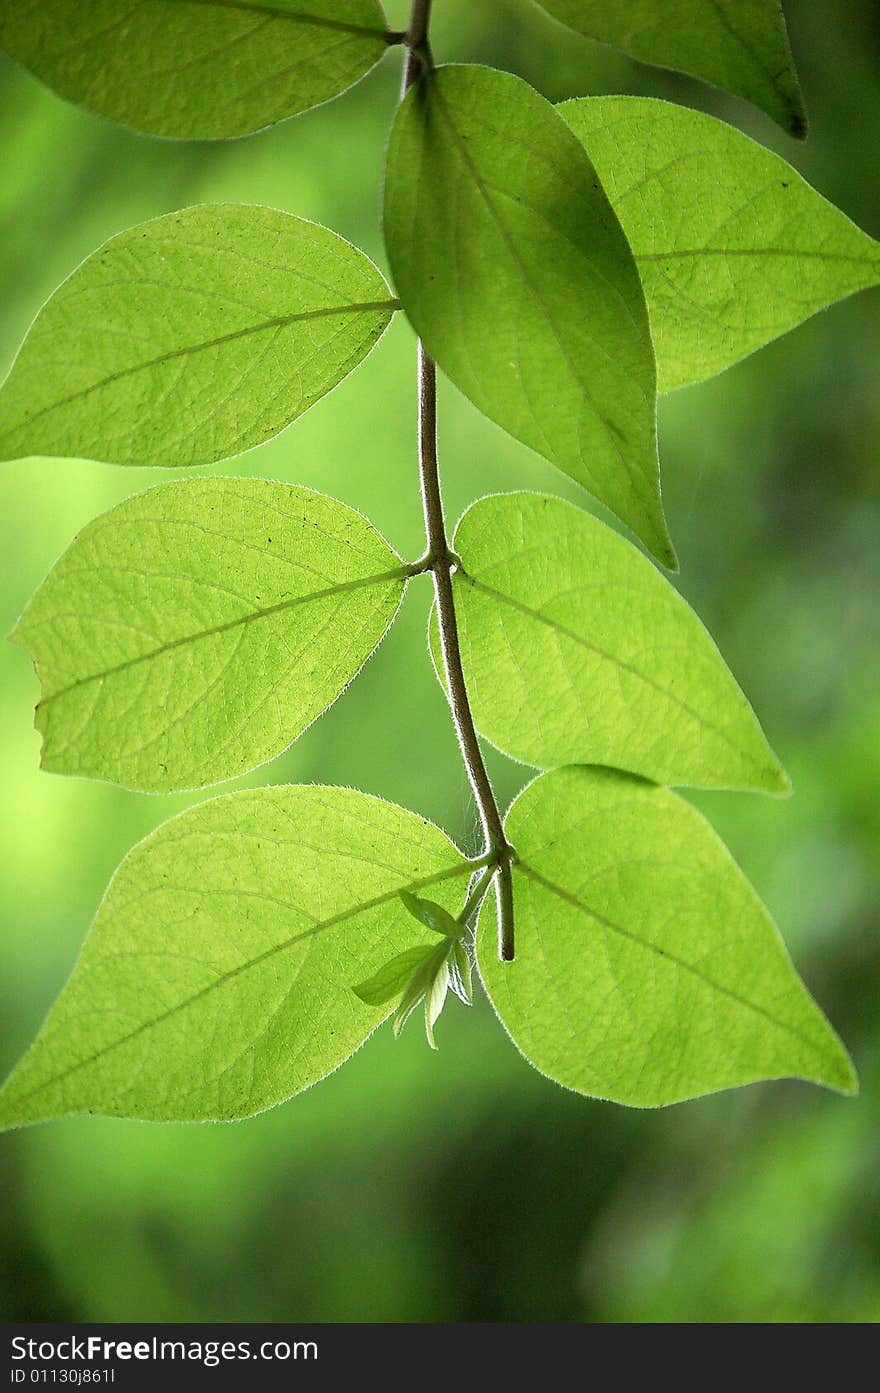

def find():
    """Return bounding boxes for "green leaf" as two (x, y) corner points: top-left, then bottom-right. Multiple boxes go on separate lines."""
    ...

(12, 477), (407, 792)
(430, 491), (787, 793)
(0, 1), (390, 140)
(423, 954), (450, 1051)
(391, 946), (440, 1039)
(0, 204), (398, 467)
(389, 940), (454, 1047)
(530, 0), (806, 137)
(352, 945), (438, 1006)
(399, 890), (461, 937)
(384, 63), (674, 569)
(0, 785), (471, 1128)
(560, 97), (880, 390)
(449, 940), (473, 1006)
(478, 767), (857, 1107)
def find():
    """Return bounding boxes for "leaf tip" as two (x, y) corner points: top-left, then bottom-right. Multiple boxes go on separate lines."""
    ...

(754, 753), (792, 798)
(770, 763), (793, 798)
(645, 505), (679, 573)
(657, 533), (679, 573)
(806, 1013), (858, 1098)
(821, 1048), (859, 1098)
(0, 1073), (36, 1132)
(787, 93), (809, 142)
(641, 513), (679, 572)
(7, 618), (27, 651)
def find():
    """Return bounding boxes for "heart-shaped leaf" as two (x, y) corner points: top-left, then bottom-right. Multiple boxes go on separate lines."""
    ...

(0, 786), (472, 1128)
(430, 491), (787, 793)
(478, 766), (856, 1107)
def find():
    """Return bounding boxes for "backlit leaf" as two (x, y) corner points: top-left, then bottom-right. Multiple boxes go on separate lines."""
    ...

(399, 890), (461, 937)
(560, 97), (880, 390)
(12, 477), (407, 792)
(391, 945), (444, 1040)
(449, 941), (473, 1006)
(0, 1), (391, 140)
(531, 0), (806, 136)
(0, 204), (398, 467)
(478, 766), (856, 1107)
(384, 63), (674, 568)
(430, 491), (787, 792)
(352, 945), (437, 1007)
(423, 954), (450, 1050)
(0, 785), (472, 1127)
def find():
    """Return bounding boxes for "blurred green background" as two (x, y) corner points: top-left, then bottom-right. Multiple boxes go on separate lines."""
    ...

(1, 0), (878, 1324)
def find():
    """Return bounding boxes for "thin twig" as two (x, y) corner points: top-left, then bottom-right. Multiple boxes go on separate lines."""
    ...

(416, 350), (515, 958)
(400, 0), (516, 959)
(402, 0), (433, 89)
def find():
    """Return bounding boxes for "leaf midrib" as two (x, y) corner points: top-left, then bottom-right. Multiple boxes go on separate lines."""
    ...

(459, 571), (772, 779)
(548, 0), (799, 125)
(1, 298), (400, 444)
(28, 566), (410, 708)
(637, 247), (879, 268)
(162, 0), (390, 42)
(517, 862), (828, 1064)
(703, 0), (797, 111)
(0, 857), (481, 1119)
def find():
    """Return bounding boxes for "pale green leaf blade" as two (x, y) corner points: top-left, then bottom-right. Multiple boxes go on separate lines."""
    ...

(12, 477), (407, 792)
(432, 491), (786, 792)
(560, 97), (880, 390)
(0, 785), (471, 1128)
(399, 890), (459, 937)
(384, 64), (674, 568)
(532, 0), (806, 136)
(0, 1), (390, 140)
(352, 945), (437, 1006)
(478, 767), (856, 1107)
(0, 204), (398, 467)
(449, 941), (473, 1005)
(391, 957), (434, 1039)
(423, 956), (450, 1050)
